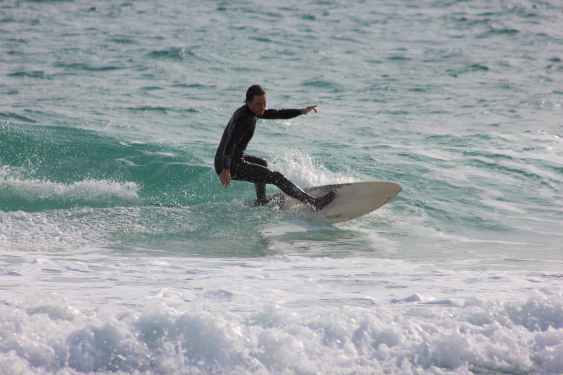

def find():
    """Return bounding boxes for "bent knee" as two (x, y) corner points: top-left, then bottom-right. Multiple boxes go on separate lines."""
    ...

(271, 171), (283, 179)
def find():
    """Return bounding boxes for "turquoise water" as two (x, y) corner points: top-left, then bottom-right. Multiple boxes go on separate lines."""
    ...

(1, 0), (563, 374)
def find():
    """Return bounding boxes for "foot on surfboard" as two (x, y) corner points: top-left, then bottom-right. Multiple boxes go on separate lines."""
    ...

(312, 191), (336, 211)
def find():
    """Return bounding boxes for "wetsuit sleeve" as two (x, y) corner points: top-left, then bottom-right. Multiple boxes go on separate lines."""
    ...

(222, 115), (253, 170)
(259, 109), (302, 120)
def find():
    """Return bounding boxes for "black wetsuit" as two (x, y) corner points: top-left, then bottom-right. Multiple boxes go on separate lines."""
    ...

(214, 105), (335, 209)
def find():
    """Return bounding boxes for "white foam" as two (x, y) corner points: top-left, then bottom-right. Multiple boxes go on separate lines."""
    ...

(268, 150), (357, 188)
(1, 291), (563, 374)
(256, 222), (312, 236)
(0, 168), (140, 204)
(2, 253), (563, 374)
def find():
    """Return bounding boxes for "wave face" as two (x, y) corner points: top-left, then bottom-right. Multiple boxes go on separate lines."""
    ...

(0, 124), (215, 211)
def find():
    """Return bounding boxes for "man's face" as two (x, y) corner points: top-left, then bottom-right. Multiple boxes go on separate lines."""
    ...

(247, 94), (267, 116)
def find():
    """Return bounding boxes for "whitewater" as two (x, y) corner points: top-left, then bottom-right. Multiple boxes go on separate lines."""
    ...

(1, 0), (562, 374)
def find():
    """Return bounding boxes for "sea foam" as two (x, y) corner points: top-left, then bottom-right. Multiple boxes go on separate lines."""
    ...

(0, 293), (562, 375)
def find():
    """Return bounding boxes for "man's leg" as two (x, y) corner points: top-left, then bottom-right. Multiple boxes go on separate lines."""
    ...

(230, 156), (335, 210)
(242, 155), (268, 203)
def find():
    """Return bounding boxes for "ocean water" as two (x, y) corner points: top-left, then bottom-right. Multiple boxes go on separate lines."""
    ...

(1, 0), (563, 374)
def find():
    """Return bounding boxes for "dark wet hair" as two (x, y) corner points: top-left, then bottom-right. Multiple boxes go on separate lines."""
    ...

(246, 85), (266, 103)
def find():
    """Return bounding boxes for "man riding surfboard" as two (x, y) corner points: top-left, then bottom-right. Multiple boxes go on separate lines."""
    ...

(215, 85), (335, 210)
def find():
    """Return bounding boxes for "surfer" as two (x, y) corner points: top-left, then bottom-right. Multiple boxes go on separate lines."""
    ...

(215, 85), (336, 211)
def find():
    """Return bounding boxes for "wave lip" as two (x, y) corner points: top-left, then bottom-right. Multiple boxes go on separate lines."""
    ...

(0, 170), (141, 212)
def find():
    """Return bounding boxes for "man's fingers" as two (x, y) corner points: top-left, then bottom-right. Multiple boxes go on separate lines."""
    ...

(303, 105), (318, 115)
(220, 169), (231, 188)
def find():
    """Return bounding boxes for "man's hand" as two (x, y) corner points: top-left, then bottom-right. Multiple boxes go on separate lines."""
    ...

(220, 169), (231, 188)
(301, 105), (318, 115)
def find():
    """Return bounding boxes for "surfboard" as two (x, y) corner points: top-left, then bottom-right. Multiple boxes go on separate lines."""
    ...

(246, 181), (402, 223)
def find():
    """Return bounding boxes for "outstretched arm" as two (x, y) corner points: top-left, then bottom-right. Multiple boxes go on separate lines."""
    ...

(260, 106), (317, 119)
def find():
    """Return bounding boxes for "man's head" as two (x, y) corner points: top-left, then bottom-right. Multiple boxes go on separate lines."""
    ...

(245, 85), (266, 116)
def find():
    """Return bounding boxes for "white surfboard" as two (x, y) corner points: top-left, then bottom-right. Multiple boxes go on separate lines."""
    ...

(246, 181), (402, 223)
